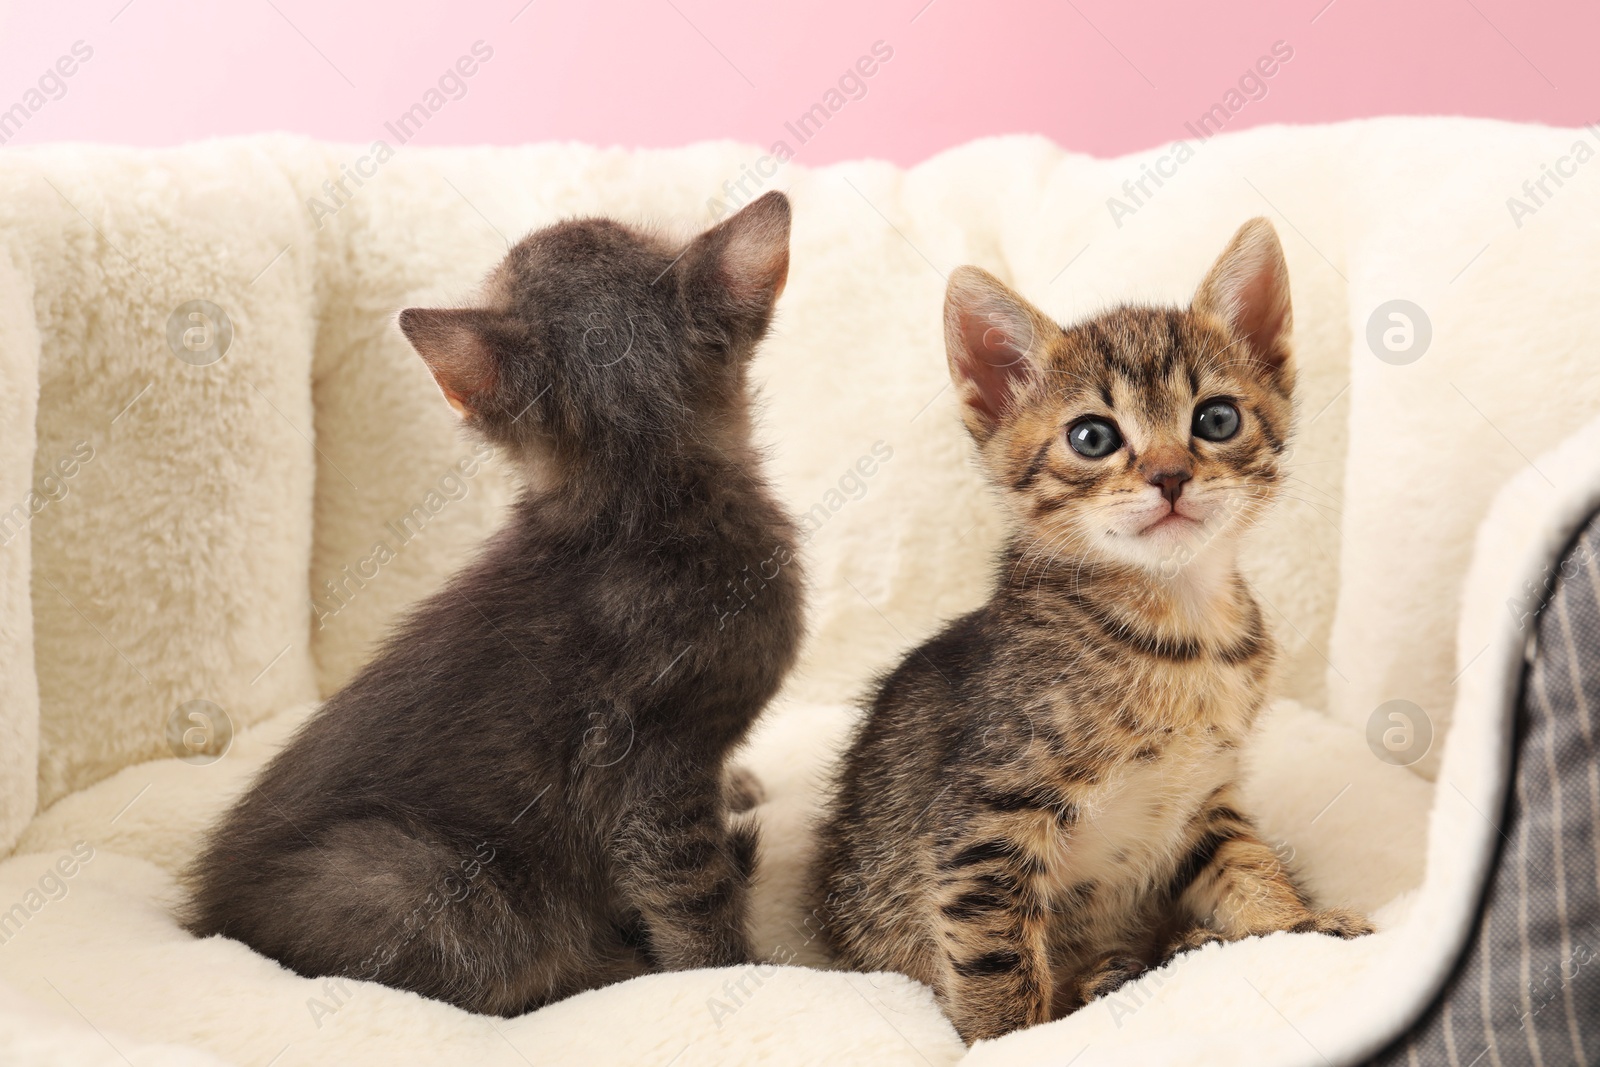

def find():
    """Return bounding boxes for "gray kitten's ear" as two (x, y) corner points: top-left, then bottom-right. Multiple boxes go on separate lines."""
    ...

(1192, 217), (1293, 371)
(944, 266), (1057, 441)
(688, 190), (791, 316)
(398, 307), (498, 418)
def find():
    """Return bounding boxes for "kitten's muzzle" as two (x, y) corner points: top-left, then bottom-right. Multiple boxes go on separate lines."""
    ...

(1147, 468), (1192, 505)
(1136, 445), (1193, 505)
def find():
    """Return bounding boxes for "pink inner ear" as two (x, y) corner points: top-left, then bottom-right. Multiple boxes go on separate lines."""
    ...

(697, 191), (792, 312)
(1232, 268), (1290, 362)
(399, 308), (498, 414)
(1195, 220), (1293, 370)
(956, 307), (1033, 422)
(721, 234), (789, 305)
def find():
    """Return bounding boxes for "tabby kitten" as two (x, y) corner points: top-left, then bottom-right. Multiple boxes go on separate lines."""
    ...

(183, 192), (803, 1015)
(812, 219), (1372, 1043)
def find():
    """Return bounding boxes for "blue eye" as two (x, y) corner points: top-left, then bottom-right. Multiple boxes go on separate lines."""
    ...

(1193, 400), (1240, 442)
(1067, 418), (1122, 458)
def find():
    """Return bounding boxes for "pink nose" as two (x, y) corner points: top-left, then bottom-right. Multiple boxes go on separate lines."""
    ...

(1149, 469), (1191, 505)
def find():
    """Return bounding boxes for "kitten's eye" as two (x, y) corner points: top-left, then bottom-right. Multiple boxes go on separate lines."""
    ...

(1066, 418), (1123, 459)
(1193, 400), (1241, 442)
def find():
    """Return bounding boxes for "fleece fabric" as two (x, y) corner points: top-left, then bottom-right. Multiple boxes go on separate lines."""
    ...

(0, 243), (40, 855)
(1365, 501), (1600, 1065)
(0, 140), (323, 810)
(0, 117), (1595, 1065)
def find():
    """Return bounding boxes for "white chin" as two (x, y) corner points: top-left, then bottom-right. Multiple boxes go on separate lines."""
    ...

(1136, 514), (1205, 543)
(1100, 515), (1219, 568)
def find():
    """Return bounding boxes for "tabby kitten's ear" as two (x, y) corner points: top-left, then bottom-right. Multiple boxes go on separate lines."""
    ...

(683, 191), (791, 345)
(943, 266), (1060, 443)
(1191, 217), (1293, 374)
(398, 307), (500, 419)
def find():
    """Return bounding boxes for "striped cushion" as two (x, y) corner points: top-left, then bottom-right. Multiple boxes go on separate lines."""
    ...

(1370, 511), (1600, 1065)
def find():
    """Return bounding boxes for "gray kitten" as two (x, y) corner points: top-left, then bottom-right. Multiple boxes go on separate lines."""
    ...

(182, 192), (804, 1015)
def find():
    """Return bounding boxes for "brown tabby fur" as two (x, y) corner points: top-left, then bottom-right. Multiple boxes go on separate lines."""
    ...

(811, 219), (1373, 1043)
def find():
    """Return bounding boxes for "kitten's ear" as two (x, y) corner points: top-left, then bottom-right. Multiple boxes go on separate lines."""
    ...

(398, 307), (499, 418)
(684, 191), (791, 335)
(1192, 217), (1293, 372)
(944, 266), (1057, 441)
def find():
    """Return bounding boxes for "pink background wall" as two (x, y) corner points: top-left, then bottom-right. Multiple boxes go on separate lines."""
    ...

(0, 0), (1594, 165)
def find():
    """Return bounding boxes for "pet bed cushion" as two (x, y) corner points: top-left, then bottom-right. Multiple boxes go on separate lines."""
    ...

(0, 118), (1596, 1065)
(1366, 503), (1600, 1064)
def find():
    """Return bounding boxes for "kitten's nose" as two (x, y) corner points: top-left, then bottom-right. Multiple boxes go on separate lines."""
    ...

(1148, 469), (1191, 505)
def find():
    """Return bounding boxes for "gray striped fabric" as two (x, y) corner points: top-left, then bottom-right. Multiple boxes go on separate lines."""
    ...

(1368, 513), (1600, 1066)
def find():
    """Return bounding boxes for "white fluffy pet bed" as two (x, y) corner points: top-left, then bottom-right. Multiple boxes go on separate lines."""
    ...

(0, 118), (1597, 1066)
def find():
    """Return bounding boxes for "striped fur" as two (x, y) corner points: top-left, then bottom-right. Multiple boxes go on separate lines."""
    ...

(812, 220), (1372, 1043)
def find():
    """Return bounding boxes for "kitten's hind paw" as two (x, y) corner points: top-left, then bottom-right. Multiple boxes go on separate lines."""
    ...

(1290, 907), (1374, 939)
(723, 765), (767, 813)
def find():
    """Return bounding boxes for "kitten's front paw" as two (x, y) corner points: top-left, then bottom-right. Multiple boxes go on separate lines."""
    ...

(950, 1003), (1042, 1046)
(1290, 907), (1374, 939)
(1076, 953), (1147, 1002)
(1161, 924), (1227, 961)
(723, 766), (766, 813)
